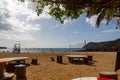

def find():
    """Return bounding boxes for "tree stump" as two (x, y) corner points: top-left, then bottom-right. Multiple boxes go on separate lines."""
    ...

(31, 59), (38, 65)
(15, 64), (27, 80)
(57, 56), (62, 64)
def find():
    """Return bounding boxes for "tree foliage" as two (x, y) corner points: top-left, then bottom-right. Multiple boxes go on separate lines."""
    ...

(19, 0), (120, 28)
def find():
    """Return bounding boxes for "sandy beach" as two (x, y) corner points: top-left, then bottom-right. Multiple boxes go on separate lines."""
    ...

(0, 52), (119, 80)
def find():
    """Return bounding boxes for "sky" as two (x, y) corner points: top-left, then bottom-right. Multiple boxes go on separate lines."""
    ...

(0, 0), (120, 48)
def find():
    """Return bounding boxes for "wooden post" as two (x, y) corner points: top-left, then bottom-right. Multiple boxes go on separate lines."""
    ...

(0, 62), (5, 78)
(31, 59), (38, 65)
(57, 56), (62, 64)
(115, 52), (120, 71)
(15, 64), (27, 80)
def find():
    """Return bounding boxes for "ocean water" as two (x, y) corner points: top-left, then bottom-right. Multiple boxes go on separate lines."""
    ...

(0, 48), (86, 53)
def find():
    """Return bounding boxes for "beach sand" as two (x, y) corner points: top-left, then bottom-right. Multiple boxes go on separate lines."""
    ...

(0, 52), (120, 80)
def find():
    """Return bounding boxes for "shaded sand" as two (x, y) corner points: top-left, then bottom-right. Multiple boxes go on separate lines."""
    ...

(0, 52), (120, 80)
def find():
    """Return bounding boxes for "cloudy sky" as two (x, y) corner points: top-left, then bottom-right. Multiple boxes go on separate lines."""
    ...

(0, 0), (120, 48)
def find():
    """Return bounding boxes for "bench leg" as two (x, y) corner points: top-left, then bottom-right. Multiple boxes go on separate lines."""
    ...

(83, 58), (89, 64)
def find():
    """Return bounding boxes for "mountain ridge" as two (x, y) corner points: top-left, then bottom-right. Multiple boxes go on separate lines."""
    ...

(83, 38), (120, 51)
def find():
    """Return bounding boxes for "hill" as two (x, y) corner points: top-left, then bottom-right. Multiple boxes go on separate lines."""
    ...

(83, 38), (120, 51)
(0, 47), (7, 49)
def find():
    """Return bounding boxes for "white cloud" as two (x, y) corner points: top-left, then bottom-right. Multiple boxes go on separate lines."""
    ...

(6, 0), (51, 22)
(0, 0), (52, 41)
(7, 17), (40, 33)
(0, 31), (35, 40)
(63, 19), (72, 25)
(86, 14), (108, 27)
(27, 12), (51, 22)
(86, 15), (97, 27)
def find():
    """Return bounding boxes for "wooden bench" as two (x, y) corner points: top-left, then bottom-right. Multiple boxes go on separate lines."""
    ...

(0, 72), (14, 80)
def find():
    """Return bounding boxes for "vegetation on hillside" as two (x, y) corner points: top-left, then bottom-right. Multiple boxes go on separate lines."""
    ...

(83, 38), (120, 51)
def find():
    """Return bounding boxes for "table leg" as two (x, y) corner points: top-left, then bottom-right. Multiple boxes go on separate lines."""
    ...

(68, 57), (73, 63)
(0, 62), (5, 78)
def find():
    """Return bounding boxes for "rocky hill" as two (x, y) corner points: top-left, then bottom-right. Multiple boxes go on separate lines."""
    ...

(0, 47), (7, 49)
(83, 38), (120, 51)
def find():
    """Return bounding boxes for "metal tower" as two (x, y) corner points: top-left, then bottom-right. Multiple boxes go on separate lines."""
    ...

(13, 44), (21, 53)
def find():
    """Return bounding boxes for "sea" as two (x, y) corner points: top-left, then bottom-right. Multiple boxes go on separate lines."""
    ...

(0, 48), (86, 53)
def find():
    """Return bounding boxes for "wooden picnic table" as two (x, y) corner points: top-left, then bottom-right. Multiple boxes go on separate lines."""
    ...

(0, 58), (14, 77)
(65, 55), (88, 64)
(65, 55), (88, 58)
(0, 57), (28, 79)
(3, 57), (28, 61)
(4, 57), (28, 64)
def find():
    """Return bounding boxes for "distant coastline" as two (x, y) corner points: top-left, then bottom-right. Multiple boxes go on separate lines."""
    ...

(0, 48), (86, 53)
(0, 47), (7, 49)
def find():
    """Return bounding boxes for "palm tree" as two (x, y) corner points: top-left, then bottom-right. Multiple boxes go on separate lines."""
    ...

(87, 8), (120, 28)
